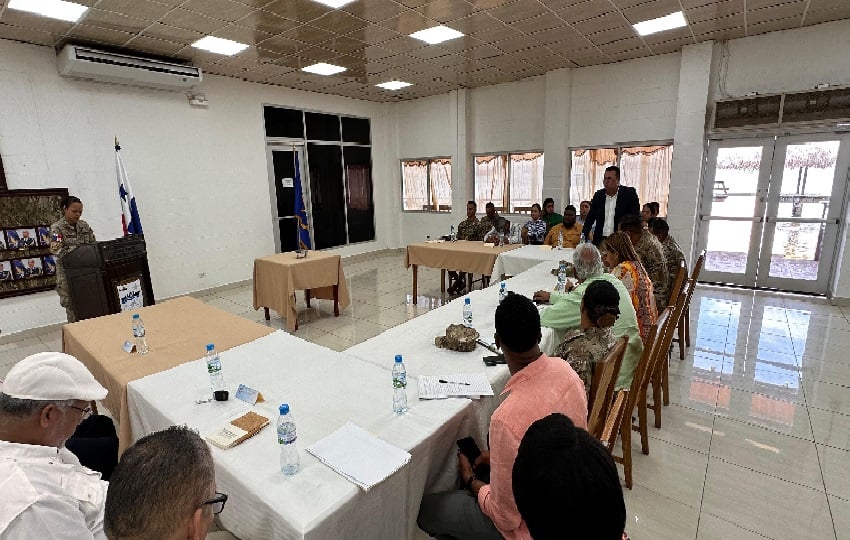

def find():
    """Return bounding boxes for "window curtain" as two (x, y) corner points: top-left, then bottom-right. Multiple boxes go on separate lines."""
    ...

(430, 159), (452, 211)
(570, 148), (618, 205)
(402, 160), (429, 210)
(509, 152), (544, 211)
(620, 146), (673, 216)
(345, 164), (372, 210)
(475, 155), (507, 211)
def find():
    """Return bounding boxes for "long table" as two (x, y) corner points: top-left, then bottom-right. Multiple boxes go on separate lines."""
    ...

(492, 244), (575, 280)
(62, 296), (274, 453)
(127, 332), (470, 540)
(253, 251), (351, 331)
(346, 260), (563, 444)
(404, 240), (520, 303)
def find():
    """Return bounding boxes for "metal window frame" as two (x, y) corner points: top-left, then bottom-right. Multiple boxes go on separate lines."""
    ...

(400, 156), (453, 213)
(472, 149), (544, 212)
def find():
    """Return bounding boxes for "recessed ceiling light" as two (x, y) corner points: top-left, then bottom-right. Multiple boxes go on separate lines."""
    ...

(312, 0), (356, 7)
(7, 0), (88, 22)
(633, 11), (687, 36)
(409, 26), (464, 45)
(192, 36), (249, 56)
(376, 81), (412, 90)
(302, 63), (347, 75)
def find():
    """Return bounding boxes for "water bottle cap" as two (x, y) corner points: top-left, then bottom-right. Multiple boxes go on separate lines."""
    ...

(464, 298), (471, 304)
(500, 282), (505, 288)
(279, 403), (290, 415)
(394, 354), (403, 363)
(132, 314), (140, 319)
(206, 343), (215, 352)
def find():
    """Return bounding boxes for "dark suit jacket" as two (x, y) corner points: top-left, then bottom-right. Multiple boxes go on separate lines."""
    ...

(581, 185), (641, 245)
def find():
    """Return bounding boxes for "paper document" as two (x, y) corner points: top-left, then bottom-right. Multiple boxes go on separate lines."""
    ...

(306, 422), (411, 491)
(418, 373), (494, 399)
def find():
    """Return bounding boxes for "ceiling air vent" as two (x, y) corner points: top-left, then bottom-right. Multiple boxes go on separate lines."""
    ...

(57, 45), (202, 90)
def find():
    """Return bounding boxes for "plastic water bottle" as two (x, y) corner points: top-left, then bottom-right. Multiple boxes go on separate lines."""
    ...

(277, 404), (299, 475)
(463, 297), (473, 327)
(498, 282), (508, 304)
(557, 230), (564, 250)
(450, 225), (456, 241)
(132, 314), (148, 355)
(580, 232), (586, 244)
(392, 355), (407, 415)
(556, 261), (567, 293)
(204, 344), (226, 394)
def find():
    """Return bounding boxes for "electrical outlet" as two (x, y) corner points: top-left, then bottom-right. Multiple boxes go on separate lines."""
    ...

(198, 272), (206, 278)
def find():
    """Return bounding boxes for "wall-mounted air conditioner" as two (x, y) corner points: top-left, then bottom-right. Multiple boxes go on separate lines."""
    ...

(57, 45), (202, 90)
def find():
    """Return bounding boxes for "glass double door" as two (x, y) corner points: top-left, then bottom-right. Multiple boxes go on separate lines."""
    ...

(698, 134), (850, 294)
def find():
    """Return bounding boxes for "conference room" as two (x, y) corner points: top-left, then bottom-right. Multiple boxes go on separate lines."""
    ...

(2, 1), (850, 539)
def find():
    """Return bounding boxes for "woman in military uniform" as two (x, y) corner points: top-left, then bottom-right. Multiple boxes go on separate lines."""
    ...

(50, 196), (96, 322)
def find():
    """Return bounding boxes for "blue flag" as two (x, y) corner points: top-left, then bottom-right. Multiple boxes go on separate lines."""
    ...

(294, 153), (311, 250)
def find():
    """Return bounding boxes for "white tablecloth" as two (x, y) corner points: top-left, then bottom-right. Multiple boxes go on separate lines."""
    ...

(345, 260), (564, 445)
(491, 244), (575, 280)
(127, 331), (471, 540)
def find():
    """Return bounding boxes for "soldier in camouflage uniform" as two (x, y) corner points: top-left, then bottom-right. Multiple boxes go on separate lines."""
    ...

(619, 214), (668, 309)
(650, 218), (687, 306)
(50, 196), (96, 322)
(554, 279), (620, 399)
(448, 201), (483, 295)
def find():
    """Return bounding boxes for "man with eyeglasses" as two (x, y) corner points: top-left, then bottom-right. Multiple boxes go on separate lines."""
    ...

(0, 352), (110, 538)
(105, 426), (230, 540)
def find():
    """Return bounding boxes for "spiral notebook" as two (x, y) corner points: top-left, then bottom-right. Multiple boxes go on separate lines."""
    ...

(306, 422), (411, 491)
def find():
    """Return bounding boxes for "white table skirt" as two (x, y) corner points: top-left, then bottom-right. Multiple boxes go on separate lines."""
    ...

(345, 260), (564, 447)
(491, 245), (575, 280)
(127, 331), (471, 540)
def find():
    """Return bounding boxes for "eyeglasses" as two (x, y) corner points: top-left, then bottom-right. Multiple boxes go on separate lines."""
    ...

(200, 492), (228, 514)
(66, 404), (93, 420)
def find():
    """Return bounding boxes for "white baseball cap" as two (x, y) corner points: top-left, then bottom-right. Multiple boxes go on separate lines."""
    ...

(0, 352), (107, 401)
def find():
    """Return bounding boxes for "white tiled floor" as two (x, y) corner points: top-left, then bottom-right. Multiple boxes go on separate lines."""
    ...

(2, 248), (849, 540)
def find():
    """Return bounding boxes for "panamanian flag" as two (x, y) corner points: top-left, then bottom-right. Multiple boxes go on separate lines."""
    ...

(294, 153), (311, 250)
(115, 138), (143, 235)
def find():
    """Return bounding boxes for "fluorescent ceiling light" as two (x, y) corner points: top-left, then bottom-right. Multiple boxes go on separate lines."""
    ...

(633, 11), (687, 36)
(409, 26), (464, 45)
(8, 0), (88, 22)
(376, 81), (412, 90)
(312, 0), (356, 7)
(302, 63), (347, 75)
(192, 36), (249, 56)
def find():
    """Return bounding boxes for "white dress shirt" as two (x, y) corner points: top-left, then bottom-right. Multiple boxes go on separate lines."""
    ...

(0, 440), (107, 539)
(603, 192), (618, 237)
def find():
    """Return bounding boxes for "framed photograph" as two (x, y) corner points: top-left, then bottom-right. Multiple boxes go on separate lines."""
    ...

(0, 233), (5, 250)
(0, 260), (12, 281)
(37, 225), (50, 246)
(4, 229), (20, 250)
(22, 257), (43, 278)
(43, 255), (56, 276)
(16, 228), (38, 249)
(10, 259), (25, 280)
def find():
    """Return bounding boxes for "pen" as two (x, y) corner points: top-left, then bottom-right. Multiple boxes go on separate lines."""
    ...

(439, 379), (471, 385)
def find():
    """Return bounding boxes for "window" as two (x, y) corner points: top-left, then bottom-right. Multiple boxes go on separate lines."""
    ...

(401, 158), (452, 212)
(474, 152), (544, 213)
(570, 144), (673, 214)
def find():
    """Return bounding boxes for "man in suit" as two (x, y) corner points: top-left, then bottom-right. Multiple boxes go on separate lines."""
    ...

(0, 263), (11, 281)
(581, 166), (640, 246)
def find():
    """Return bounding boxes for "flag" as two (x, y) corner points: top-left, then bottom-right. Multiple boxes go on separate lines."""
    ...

(115, 138), (143, 235)
(293, 152), (311, 250)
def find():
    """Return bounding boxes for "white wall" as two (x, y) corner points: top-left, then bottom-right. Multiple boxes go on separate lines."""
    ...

(468, 76), (546, 153)
(0, 39), (389, 334)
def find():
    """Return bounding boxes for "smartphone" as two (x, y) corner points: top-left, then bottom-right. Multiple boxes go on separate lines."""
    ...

(457, 437), (481, 463)
(483, 354), (506, 366)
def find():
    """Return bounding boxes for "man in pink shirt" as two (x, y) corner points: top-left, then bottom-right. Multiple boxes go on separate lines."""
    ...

(417, 294), (588, 540)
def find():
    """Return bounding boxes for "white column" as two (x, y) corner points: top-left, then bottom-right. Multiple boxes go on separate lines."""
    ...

(542, 68), (572, 210)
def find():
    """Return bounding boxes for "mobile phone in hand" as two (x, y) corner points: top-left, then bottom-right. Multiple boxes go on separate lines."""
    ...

(457, 437), (481, 463)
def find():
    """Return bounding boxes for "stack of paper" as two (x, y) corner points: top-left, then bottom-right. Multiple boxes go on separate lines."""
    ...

(306, 422), (411, 491)
(418, 373), (495, 399)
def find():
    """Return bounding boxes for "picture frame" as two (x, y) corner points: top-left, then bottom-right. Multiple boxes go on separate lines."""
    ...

(0, 260), (12, 281)
(43, 255), (56, 276)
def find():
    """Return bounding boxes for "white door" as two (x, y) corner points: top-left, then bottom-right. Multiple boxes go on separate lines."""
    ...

(697, 134), (850, 294)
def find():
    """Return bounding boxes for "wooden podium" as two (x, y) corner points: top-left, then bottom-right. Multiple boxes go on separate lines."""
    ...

(63, 235), (155, 321)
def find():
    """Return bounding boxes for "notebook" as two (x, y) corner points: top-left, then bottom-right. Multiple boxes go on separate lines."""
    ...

(205, 411), (269, 450)
(306, 422), (411, 491)
(417, 373), (494, 399)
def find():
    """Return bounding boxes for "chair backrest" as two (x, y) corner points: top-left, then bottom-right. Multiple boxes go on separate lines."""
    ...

(587, 336), (628, 438)
(653, 291), (688, 378)
(690, 249), (706, 283)
(621, 318), (661, 418)
(667, 260), (688, 307)
(600, 390), (628, 451)
(638, 307), (673, 396)
(680, 249), (706, 321)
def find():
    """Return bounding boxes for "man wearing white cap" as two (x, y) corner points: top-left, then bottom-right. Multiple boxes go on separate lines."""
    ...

(0, 352), (109, 539)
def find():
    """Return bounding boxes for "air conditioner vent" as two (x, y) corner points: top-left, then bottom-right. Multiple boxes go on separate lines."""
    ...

(57, 45), (202, 90)
(714, 96), (781, 129)
(782, 88), (850, 124)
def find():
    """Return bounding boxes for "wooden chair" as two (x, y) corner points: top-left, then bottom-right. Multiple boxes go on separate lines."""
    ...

(675, 250), (706, 360)
(587, 336), (628, 439)
(666, 260), (688, 310)
(631, 308), (672, 454)
(604, 319), (661, 489)
(647, 294), (687, 428)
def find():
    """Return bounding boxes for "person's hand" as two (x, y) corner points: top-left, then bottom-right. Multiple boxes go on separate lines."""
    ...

(457, 452), (474, 482)
(474, 450), (490, 468)
(533, 290), (551, 304)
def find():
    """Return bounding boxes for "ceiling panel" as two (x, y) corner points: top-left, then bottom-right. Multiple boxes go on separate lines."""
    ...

(0, 0), (843, 101)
